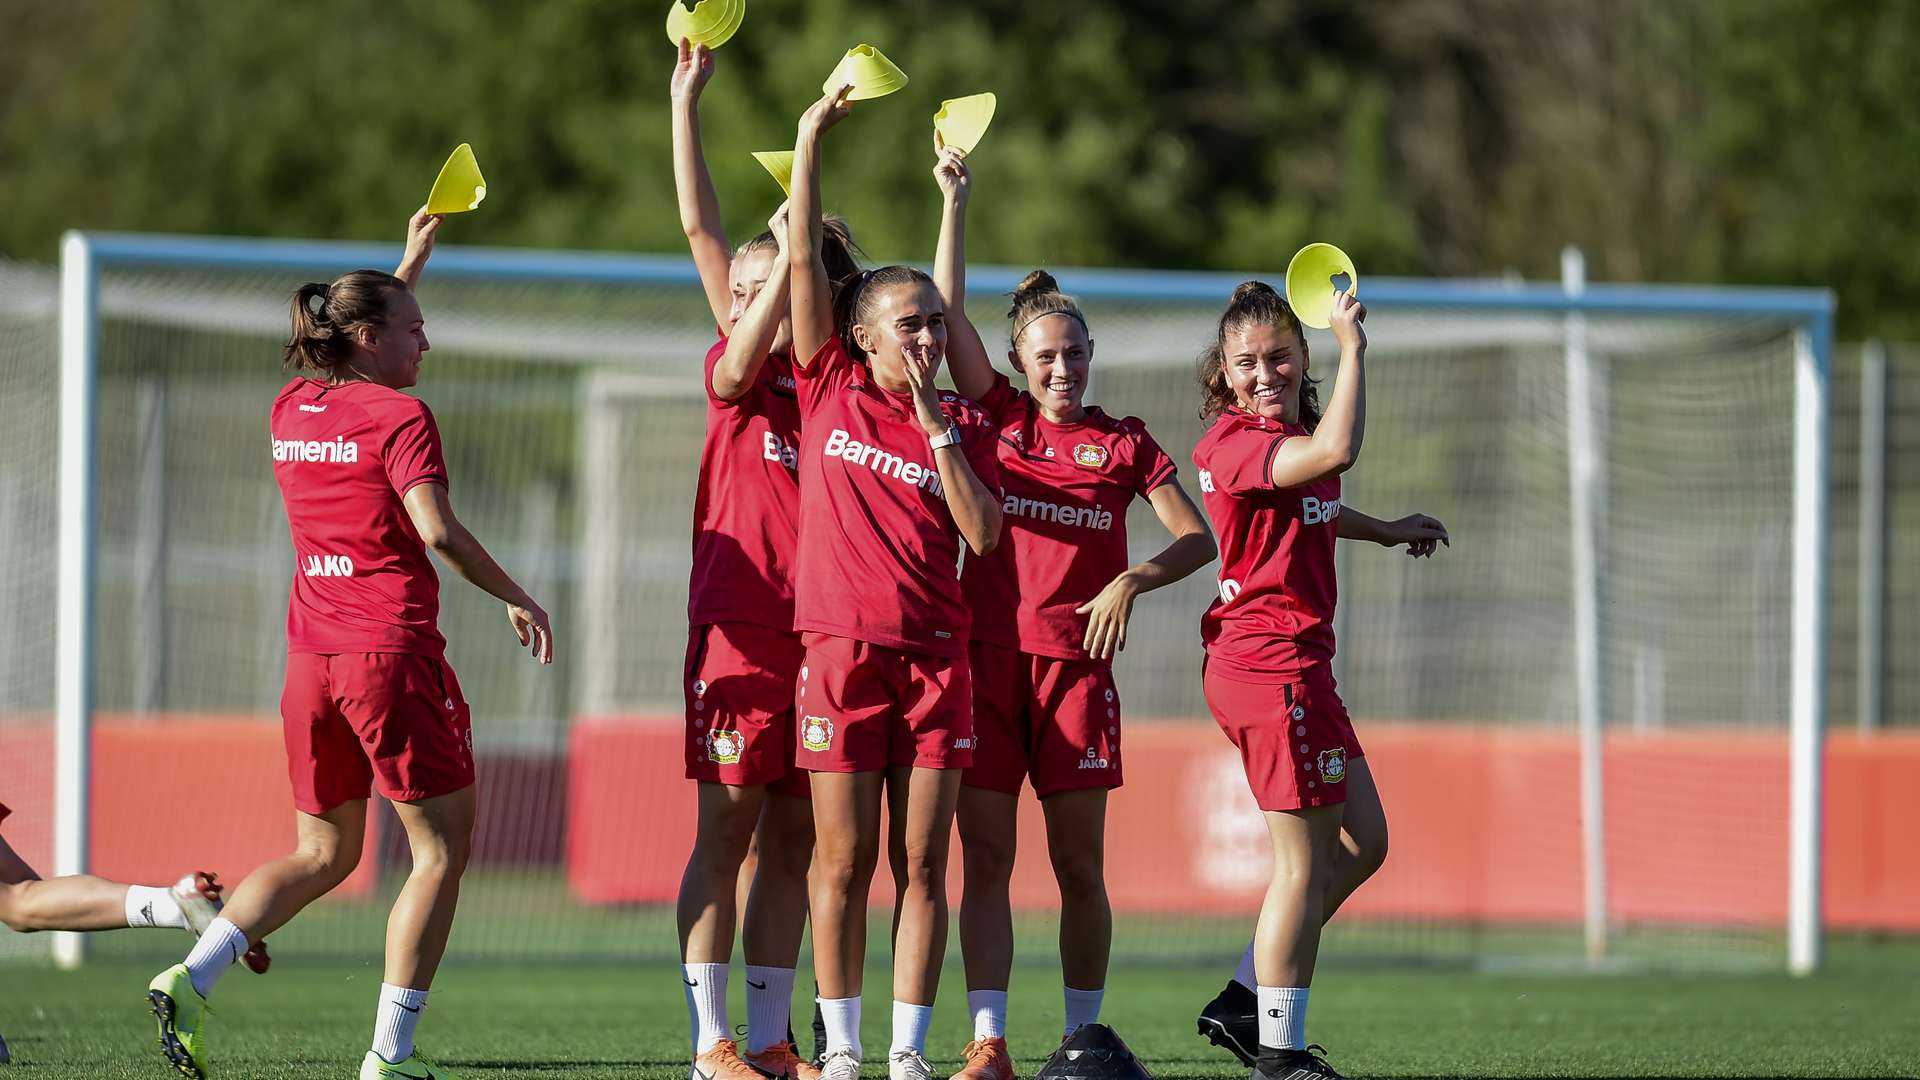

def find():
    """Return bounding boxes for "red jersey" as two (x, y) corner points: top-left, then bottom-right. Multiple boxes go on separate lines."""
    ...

(791, 338), (1001, 658)
(1193, 408), (1340, 680)
(271, 377), (449, 656)
(961, 372), (1177, 660)
(688, 335), (802, 630)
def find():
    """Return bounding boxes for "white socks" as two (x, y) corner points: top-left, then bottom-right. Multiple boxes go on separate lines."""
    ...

(182, 917), (248, 998)
(125, 885), (185, 929)
(966, 989), (1007, 1039)
(889, 1000), (934, 1055)
(1232, 942), (1257, 990)
(683, 962), (729, 1054)
(819, 995), (862, 1058)
(1257, 986), (1310, 1051)
(371, 983), (429, 1064)
(745, 964), (797, 1054)
(1063, 985), (1104, 1035)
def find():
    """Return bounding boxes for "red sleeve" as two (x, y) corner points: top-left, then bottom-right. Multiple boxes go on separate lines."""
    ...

(702, 335), (734, 408)
(1130, 422), (1178, 497)
(977, 370), (1023, 425)
(955, 402), (1003, 496)
(1210, 425), (1287, 496)
(794, 337), (854, 415)
(384, 403), (449, 497)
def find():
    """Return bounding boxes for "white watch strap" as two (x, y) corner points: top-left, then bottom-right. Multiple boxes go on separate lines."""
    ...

(929, 422), (962, 451)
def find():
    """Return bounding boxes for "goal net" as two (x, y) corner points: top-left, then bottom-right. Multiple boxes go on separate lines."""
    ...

(0, 237), (1844, 973)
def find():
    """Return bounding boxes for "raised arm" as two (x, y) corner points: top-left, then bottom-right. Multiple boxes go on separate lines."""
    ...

(394, 207), (443, 291)
(670, 38), (734, 329)
(1076, 479), (1217, 659)
(1270, 290), (1368, 488)
(403, 483), (554, 664)
(932, 145), (994, 401)
(711, 202), (792, 401)
(788, 84), (852, 367)
(1338, 505), (1449, 558)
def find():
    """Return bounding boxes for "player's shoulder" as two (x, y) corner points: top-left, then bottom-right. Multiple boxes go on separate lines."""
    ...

(939, 390), (994, 429)
(354, 383), (436, 426)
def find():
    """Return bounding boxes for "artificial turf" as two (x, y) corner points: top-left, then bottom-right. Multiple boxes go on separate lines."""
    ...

(2, 949), (1915, 1078)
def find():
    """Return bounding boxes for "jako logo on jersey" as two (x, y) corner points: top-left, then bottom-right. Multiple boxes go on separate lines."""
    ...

(302, 554), (355, 577)
(952, 737), (975, 750)
(762, 431), (799, 472)
(801, 715), (834, 752)
(1318, 748), (1347, 783)
(1303, 495), (1342, 525)
(1079, 747), (1110, 770)
(1198, 468), (1216, 494)
(272, 435), (359, 463)
(823, 429), (943, 496)
(708, 729), (743, 765)
(1073, 443), (1109, 469)
(1001, 494), (1113, 531)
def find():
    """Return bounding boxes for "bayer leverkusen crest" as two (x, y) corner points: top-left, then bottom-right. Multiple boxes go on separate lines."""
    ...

(802, 715), (834, 753)
(708, 728), (743, 765)
(1073, 443), (1109, 469)
(1317, 747), (1347, 784)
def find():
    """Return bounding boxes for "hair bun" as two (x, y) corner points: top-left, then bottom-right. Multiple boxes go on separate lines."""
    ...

(1229, 280), (1279, 305)
(1007, 269), (1059, 318)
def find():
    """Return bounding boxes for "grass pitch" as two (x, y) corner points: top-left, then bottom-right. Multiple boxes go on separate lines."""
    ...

(2, 944), (1916, 1078)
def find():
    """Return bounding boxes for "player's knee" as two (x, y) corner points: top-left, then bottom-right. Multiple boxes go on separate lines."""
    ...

(0, 883), (37, 932)
(961, 830), (1016, 883)
(1357, 825), (1388, 878)
(1049, 847), (1106, 904)
(812, 832), (877, 896)
(898, 835), (951, 892)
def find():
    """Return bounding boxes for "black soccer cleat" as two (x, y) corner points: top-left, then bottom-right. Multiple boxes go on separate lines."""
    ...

(1195, 980), (1259, 1067)
(1253, 1045), (1344, 1080)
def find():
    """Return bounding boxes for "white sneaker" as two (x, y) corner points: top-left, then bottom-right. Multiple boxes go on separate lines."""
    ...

(168, 872), (223, 936)
(819, 1048), (862, 1080)
(887, 1050), (936, 1080)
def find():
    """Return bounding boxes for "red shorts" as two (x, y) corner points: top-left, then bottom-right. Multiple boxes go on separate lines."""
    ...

(281, 651), (475, 815)
(1203, 660), (1363, 812)
(964, 641), (1122, 798)
(795, 632), (973, 773)
(686, 621), (810, 798)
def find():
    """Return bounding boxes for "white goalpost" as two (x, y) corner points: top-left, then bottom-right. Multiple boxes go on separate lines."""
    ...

(30, 230), (1833, 972)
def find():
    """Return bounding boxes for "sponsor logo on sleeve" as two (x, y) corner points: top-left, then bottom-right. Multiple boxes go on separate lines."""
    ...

(1073, 443), (1109, 469)
(801, 715), (834, 753)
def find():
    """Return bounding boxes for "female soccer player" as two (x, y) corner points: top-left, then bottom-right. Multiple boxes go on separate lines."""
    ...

(926, 148), (1217, 1079)
(144, 209), (554, 1080)
(1191, 282), (1446, 1080)
(670, 38), (860, 1080)
(787, 84), (1004, 1080)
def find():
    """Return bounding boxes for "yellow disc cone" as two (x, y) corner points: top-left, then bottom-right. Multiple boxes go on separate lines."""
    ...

(1285, 243), (1358, 330)
(426, 143), (487, 215)
(933, 93), (996, 155)
(665, 0), (744, 49)
(752, 150), (794, 196)
(823, 44), (908, 101)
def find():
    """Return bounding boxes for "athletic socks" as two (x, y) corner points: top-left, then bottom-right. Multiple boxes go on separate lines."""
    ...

(1063, 985), (1104, 1035)
(124, 885), (185, 929)
(745, 964), (798, 1054)
(890, 1000), (934, 1055)
(181, 917), (248, 998)
(1232, 943), (1257, 991)
(819, 995), (862, 1058)
(1256, 986), (1309, 1051)
(966, 989), (1007, 1039)
(683, 962), (729, 1055)
(371, 983), (429, 1065)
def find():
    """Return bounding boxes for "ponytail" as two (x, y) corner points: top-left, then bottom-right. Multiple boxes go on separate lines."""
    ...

(282, 270), (408, 376)
(1196, 280), (1320, 428)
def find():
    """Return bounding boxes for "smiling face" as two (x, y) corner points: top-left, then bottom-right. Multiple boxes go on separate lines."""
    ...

(1223, 319), (1309, 423)
(853, 280), (947, 387)
(728, 245), (793, 355)
(1011, 313), (1093, 418)
(357, 288), (430, 390)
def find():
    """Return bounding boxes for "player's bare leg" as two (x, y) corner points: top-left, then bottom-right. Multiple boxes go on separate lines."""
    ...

(383, 785), (475, 988)
(1043, 789), (1111, 1032)
(740, 790), (819, 1079)
(681, 781), (768, 964)
(1244, 804), (1344, 1079)
(951, 786), (1018, 1080)
(1321, 759), (1386, 921)
(890, 766), (961, 1007)
(220, 800), (369, 939)
(809, 771), (884, 1000)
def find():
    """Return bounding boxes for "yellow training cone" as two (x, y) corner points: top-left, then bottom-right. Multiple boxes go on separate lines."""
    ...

(1285, 243), (1358, 330)
(823, 44), (908, 101)
(752, 150), (794, 196)
(426, 143), (487, 215)
(664, 0), (744, 49)
(933, 93), (996, 155)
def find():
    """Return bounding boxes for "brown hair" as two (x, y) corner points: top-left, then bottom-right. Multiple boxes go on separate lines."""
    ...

(833, 264), (937, 360)
(1006, 269), (1088, 350)
(283, 270), (409, 376)
(740, 215), (863, 292)
(1197, 280), (1320, 428)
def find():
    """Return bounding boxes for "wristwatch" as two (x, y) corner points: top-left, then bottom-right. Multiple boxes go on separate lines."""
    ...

(929, 422), (962, 451)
